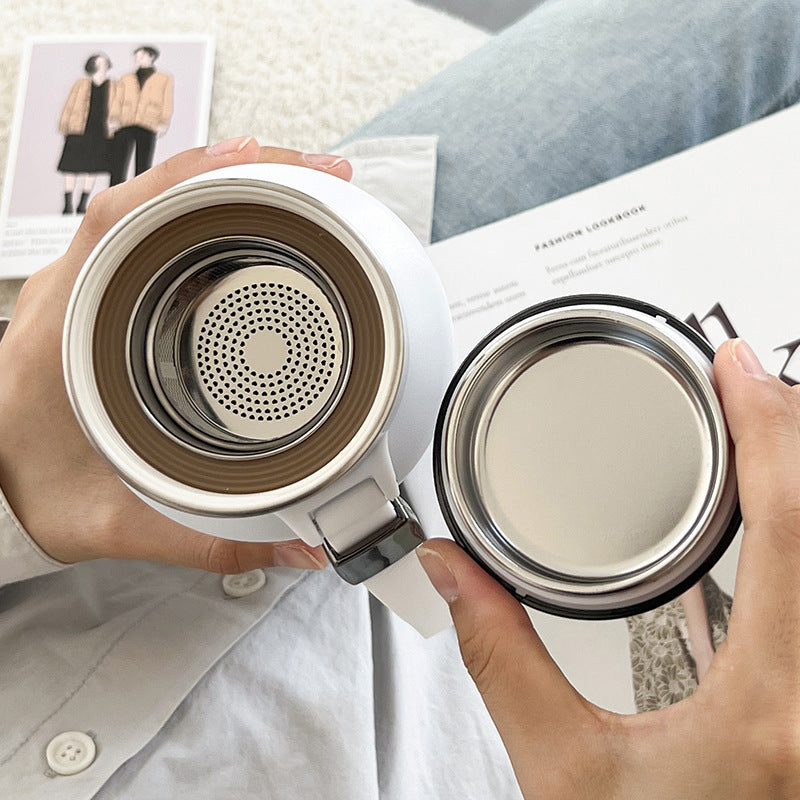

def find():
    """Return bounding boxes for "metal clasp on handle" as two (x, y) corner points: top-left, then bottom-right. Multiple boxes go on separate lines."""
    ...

(315, 493), (425, 585)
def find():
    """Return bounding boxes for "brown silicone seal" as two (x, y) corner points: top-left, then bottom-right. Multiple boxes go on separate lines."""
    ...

(92, 203), (386, 494)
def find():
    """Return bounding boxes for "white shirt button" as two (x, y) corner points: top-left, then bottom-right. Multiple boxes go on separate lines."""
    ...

(45, 731), (96, 776)
(222, 569), (266, 598)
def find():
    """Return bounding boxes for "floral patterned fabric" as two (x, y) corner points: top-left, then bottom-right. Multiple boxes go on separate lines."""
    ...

(626, 575), (732, 712)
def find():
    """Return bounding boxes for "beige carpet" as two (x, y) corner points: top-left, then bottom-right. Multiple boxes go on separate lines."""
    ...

(0, 0), (488, 315)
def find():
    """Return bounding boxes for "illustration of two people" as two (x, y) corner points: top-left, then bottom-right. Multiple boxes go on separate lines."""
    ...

(57, 46), (173, 214)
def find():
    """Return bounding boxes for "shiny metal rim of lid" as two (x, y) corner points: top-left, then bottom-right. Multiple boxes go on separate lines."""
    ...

(127, 235), (353, 458)
(434, 295), (740, 620)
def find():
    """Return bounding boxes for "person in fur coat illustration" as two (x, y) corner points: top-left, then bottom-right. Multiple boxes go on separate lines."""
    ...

(108, 45), (173, 185)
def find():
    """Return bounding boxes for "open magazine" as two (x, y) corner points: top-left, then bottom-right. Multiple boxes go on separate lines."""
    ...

(404, 101), (800, 714)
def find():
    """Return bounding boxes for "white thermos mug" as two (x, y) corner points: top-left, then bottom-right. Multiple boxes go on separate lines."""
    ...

(64, 164), (455, 636)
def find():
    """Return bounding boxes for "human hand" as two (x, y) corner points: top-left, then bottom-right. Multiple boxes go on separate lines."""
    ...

(0, 137), (351, 574)
(419, 338), (800, 799)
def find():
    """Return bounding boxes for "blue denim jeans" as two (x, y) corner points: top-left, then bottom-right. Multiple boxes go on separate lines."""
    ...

(343, 0), (800, 243)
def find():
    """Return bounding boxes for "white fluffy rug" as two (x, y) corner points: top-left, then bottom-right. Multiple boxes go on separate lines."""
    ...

(0, 0), (487, 314)
(0, 0), (487, 177)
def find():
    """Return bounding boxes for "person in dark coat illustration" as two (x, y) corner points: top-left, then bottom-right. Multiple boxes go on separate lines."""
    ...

(57, 53), (113, 214)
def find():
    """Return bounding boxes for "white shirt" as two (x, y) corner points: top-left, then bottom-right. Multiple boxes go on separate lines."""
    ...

(0, 139), (523, 799)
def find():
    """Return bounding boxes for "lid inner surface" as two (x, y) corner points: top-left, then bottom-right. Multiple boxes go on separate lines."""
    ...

(478, 341), (711, 577)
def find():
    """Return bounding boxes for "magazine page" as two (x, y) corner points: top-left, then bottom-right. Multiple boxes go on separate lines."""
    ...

(405, 101), (800, 714)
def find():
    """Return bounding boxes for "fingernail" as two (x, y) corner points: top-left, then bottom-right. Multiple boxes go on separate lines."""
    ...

(417, 544), (459, 603)
(273, 545), (327, 571)
(302, 153), (347, 169)
(207, 136), (254, 156)
(730, 338), (767, 379)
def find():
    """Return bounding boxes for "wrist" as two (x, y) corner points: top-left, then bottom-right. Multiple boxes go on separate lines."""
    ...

(0, 341), (96, 565)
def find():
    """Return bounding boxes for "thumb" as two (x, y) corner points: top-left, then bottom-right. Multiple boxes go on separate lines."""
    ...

(713, 338), (800, 651)
(713, 338), (800, 538)
(417, 539), (595, 761)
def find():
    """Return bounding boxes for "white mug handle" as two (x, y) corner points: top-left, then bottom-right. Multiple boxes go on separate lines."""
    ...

(276, 434), (451, 638)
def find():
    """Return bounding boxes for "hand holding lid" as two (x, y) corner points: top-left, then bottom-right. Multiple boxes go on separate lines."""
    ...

(419, 339), (800, 800)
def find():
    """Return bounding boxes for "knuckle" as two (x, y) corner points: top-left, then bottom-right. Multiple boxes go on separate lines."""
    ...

(154, 155), (183, 188)
(14, 276), (37, 311)
(79, 188), (115, 238)
(458, 626), (506, 695)
(18, 269), (46, 301)
(759, 383), (800, 440)
(203, 537), (243, 575)
(153, 147), (207, 190)
(763, 401), (799, 440)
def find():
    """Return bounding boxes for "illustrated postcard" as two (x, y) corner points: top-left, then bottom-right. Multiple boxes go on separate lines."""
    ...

(0, 35), (214, 278)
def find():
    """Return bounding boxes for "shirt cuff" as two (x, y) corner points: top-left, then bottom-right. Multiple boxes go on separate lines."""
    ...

(0, 484), (69, 585)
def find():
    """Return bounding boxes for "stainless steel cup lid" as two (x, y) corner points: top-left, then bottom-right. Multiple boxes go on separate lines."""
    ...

(433, 295), (740, 619)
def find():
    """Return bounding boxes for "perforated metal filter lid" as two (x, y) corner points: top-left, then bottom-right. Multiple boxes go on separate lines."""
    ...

(433, 295), (741, 619)
(190, 268), (341, 435)
(129, 237), (352, 457)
